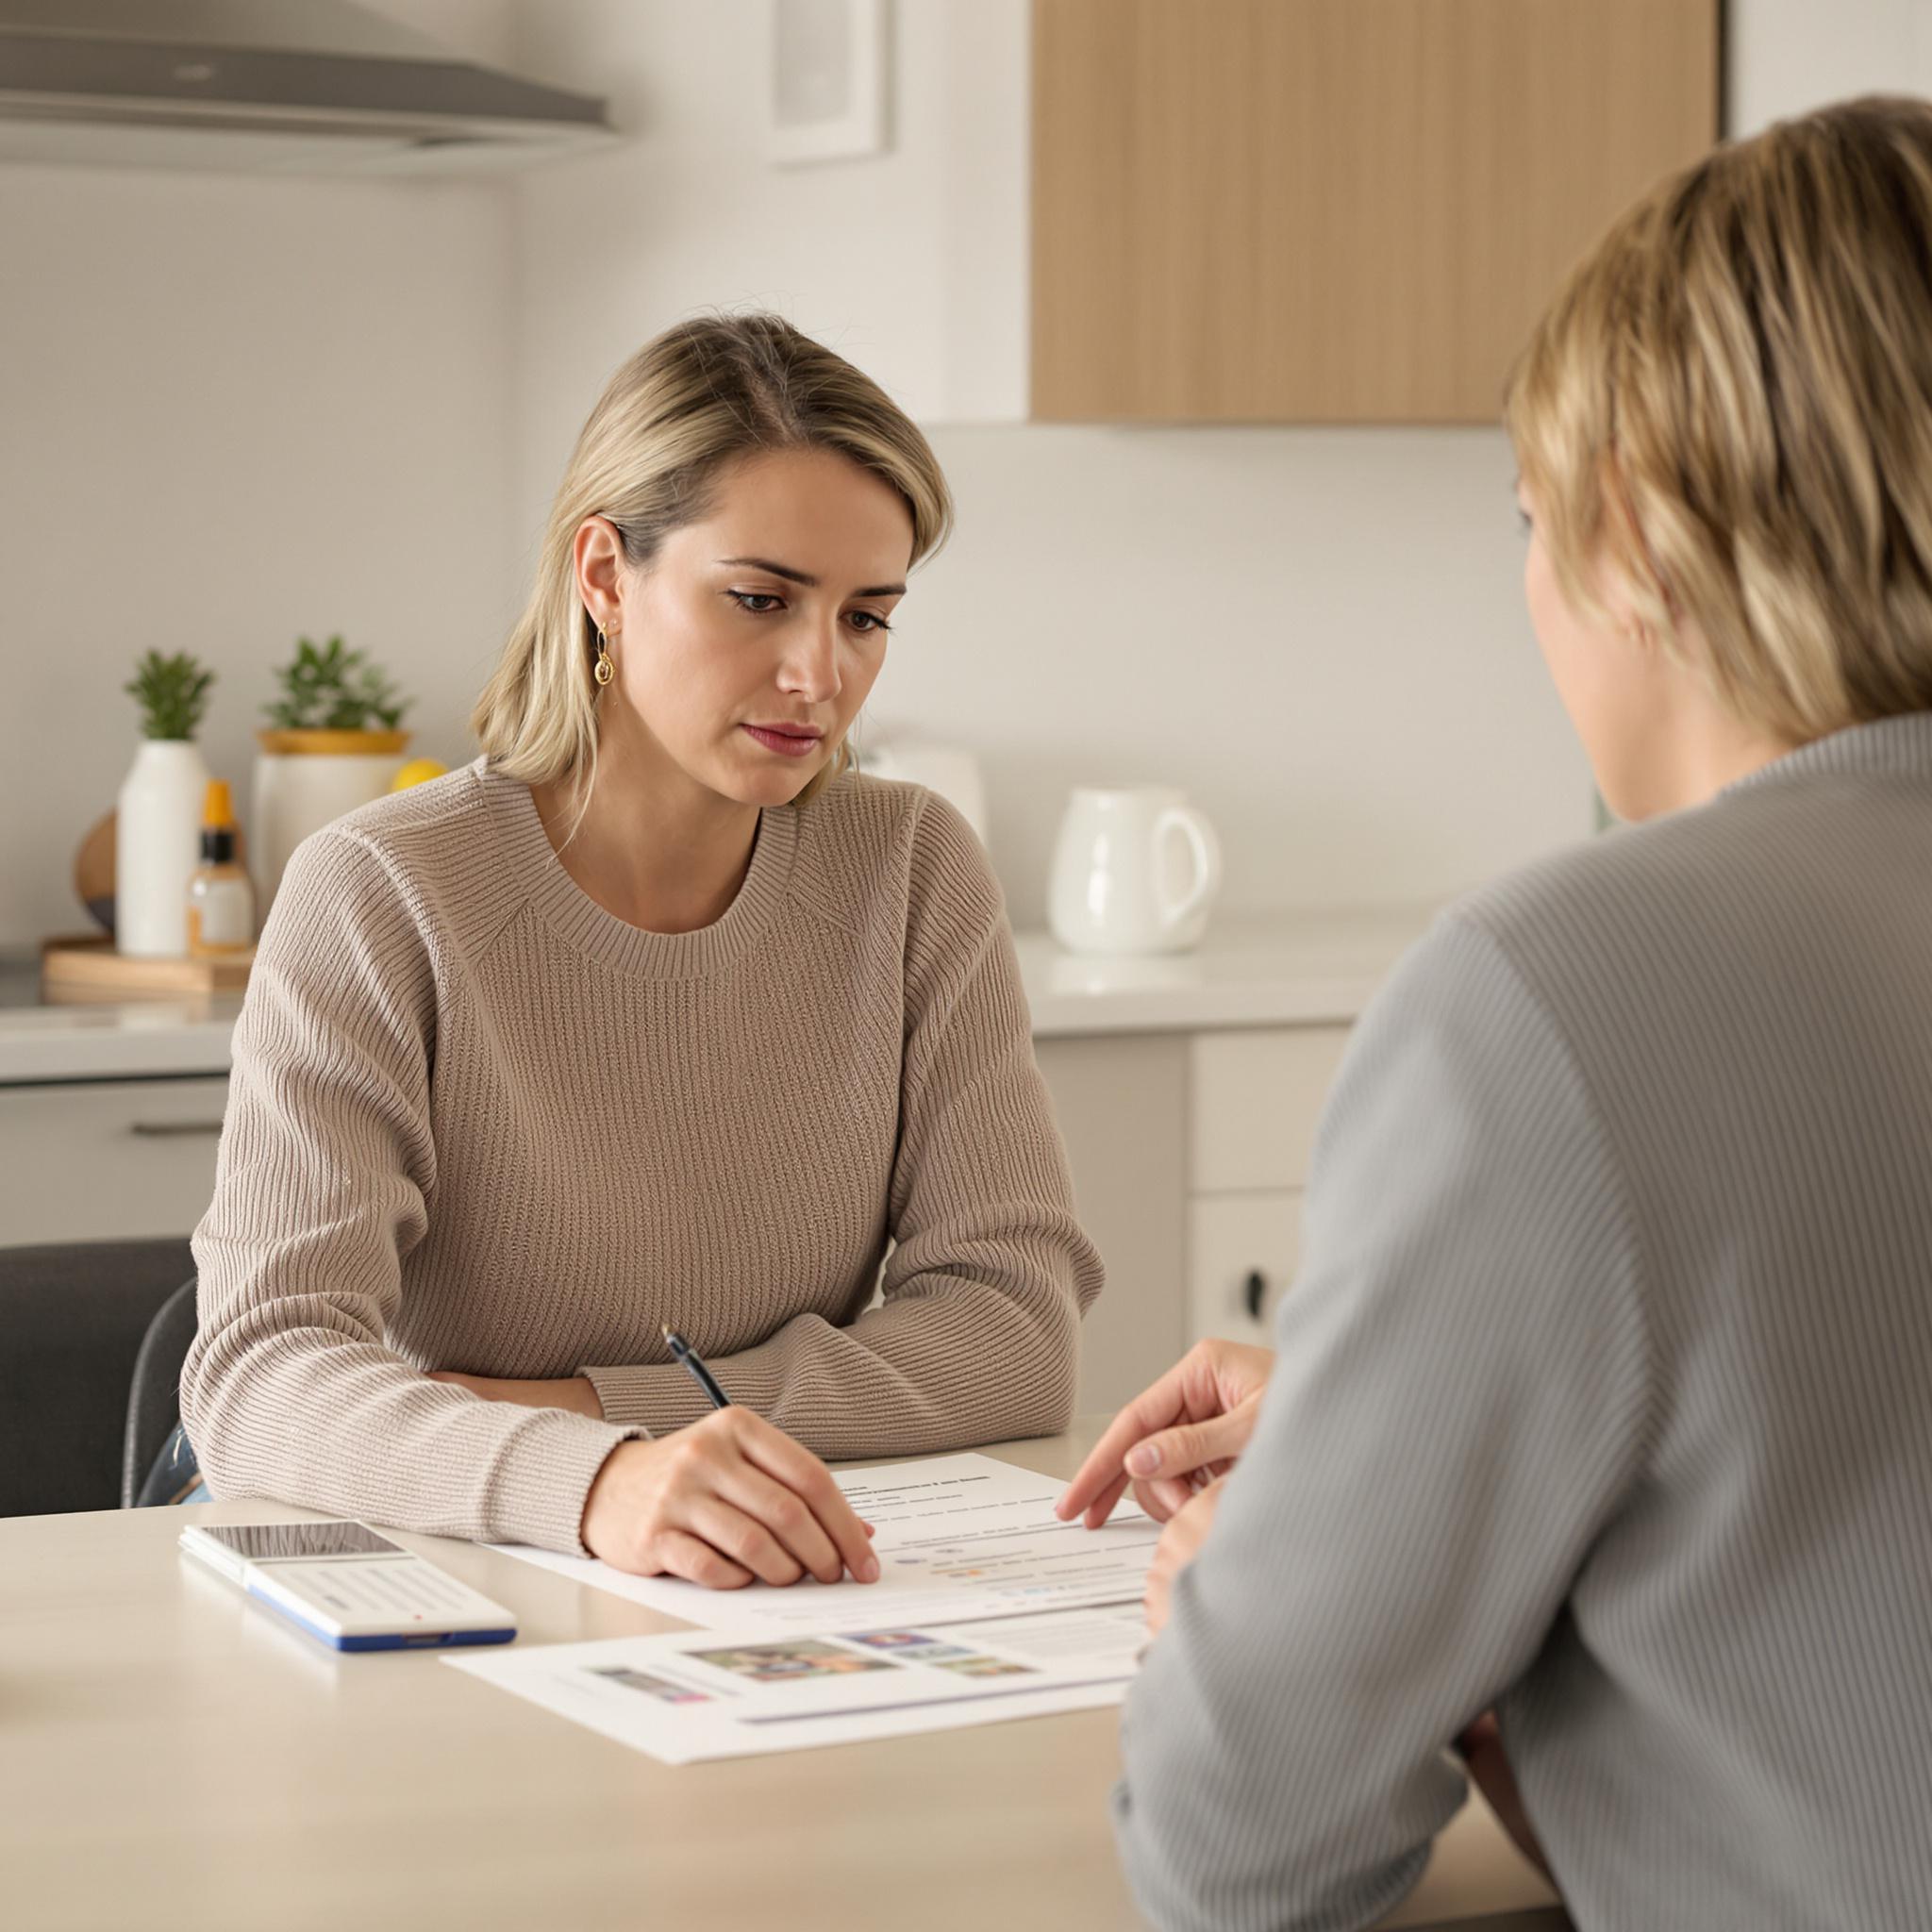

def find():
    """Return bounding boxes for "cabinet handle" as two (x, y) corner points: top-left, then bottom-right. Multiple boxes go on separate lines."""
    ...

(1242, 1269), (1266, 1322)
(128, 1121), (225, 1138)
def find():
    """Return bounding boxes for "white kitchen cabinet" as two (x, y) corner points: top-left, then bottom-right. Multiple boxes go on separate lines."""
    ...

(1038, 1020), (1354, 1408)
(0, 1077), (227, 1246)
(1186, 1024), (1349, 1352)
(1190, 1027), (1350, 1192)
(1188, 1191), (1304, 1350)
(0, 1024), (1340, 1399)
(0, 910), (1423, 1389)
(1034, 1032), (1191, 1413)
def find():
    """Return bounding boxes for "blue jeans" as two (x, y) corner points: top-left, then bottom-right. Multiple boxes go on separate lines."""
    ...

(138, 1421), (208, 1507)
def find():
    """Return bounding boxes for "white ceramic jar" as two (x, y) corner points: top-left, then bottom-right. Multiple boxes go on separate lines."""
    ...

(1047, 786), (1223, 956)
(252, 729), (408, 914)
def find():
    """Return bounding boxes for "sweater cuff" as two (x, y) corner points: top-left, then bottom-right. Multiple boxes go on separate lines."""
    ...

(480, 1407), (651, 1557)
(579, 1361), (719, 1437)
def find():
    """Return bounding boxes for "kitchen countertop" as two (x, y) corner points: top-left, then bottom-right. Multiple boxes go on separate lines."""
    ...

(1016, 903), (1435, 1037)
(0, 995), (246, 1084)
(0, 905), (1437, 1085)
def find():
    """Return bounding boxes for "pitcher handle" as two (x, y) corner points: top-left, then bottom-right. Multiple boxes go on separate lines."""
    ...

(1155, 806), (1223, 936)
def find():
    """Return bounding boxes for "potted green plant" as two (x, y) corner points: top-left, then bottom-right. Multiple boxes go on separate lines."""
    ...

(115, 652), (216, 958)
(253, 635), (415, 909)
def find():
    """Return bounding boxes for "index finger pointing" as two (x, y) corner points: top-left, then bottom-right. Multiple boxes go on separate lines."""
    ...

(1057, 1376), (1191, 1521)
(1079, 1469), (1131, 1531)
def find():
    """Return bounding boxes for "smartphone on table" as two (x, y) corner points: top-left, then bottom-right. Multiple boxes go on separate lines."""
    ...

(179, 1520), (517, 1652)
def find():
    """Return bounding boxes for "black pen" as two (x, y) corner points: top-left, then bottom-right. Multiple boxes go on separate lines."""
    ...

(662, 1325), (732, 1410)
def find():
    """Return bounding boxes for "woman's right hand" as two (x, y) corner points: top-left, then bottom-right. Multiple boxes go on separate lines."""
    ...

(1056, 1338), (1276, 1528)
(581, 1408), (880, 1590)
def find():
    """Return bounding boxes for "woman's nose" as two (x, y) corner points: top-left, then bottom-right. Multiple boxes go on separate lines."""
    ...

(779, 619), (842, 700)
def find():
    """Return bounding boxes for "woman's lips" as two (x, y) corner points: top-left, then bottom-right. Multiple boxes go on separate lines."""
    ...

(741, 724), (823, 758)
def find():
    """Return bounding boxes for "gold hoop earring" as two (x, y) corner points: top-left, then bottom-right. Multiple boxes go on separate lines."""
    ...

(592, 626), (616, 688)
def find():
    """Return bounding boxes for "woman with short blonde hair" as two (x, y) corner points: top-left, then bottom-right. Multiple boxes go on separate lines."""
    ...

(182, 313), (1103, 1587)
(1510, 91), (1932, 755)
(1077, 97), (1932, 1928)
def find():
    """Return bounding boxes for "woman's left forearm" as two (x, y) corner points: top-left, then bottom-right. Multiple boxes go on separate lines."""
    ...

(426, 1370), (604, 1418)
(575, 1271), (1084, 1455)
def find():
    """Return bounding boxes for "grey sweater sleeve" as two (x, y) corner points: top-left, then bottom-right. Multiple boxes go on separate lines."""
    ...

(1113, 915), (1653, 1932)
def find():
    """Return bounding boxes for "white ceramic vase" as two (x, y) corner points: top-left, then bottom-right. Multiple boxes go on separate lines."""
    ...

(1047, 786), (1224, 956)
(252, 730), (409, 914)
(114, 738), (211, 958)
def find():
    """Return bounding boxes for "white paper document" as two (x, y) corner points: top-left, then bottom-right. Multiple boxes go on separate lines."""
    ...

(445, 1600), (1148, 1763)
(489, 1452), (1158, 1635)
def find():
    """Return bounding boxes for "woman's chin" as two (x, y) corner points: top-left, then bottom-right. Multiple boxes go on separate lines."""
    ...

(712, 760), (824, 810)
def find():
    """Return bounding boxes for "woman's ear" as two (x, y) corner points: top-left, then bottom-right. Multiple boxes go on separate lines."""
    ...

(572, 515), (628, 632)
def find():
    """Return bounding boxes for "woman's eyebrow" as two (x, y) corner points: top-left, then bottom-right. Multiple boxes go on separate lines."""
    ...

(716, 556), (906, 598)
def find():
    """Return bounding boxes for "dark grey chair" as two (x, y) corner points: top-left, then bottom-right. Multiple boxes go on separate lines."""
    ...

(123, 1276), (199, 1507)
(0, 1239), (194, 1517)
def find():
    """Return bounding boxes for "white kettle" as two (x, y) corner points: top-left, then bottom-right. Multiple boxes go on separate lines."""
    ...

(1048, 787), (1223, 956)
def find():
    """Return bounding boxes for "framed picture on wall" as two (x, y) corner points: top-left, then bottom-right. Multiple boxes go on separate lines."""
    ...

(768, 0), (890, 165)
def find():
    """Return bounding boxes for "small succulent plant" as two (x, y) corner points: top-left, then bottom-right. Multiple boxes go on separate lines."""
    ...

(263, 634), (411, 732)
(125, 651), (215, 741)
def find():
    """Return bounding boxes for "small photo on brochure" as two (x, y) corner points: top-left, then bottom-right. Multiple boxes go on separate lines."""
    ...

(690, 1641), (899, 1684)
(839, 1630), (974, 1660)
(933, 1657), (1037, 1679)
(585, 1665), (711, 1705)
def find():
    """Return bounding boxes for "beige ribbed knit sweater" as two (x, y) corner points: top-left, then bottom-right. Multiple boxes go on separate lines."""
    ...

(180, 758), (1103, 1557)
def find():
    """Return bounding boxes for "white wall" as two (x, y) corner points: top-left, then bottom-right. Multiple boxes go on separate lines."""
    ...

(0, 1), (520, 951)
(505, 0), (1592, 924)
(1728, 0), (1931, 132)
(507, 0), (1028, 467)
(901, 425), (1578, 912)
(5, 0), (1925, 950)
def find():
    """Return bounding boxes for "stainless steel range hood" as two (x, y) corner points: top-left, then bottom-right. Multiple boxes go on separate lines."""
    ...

(0, 0), (616, 175)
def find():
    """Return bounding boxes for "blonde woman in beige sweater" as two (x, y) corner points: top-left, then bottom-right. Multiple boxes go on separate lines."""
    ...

(180, 314), (1103, 1588)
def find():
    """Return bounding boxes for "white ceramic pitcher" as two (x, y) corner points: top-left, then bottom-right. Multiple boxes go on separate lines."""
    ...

(1047, 787), (1223, 956)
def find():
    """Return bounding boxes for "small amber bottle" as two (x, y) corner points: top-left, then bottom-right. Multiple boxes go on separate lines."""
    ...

(186, 780), (256, 958)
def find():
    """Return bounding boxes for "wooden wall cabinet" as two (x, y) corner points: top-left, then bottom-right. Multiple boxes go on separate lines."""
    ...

(1030, 0), (1722, 423)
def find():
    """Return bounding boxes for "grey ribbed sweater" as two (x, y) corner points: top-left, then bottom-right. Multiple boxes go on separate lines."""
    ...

(1116, 714), (1932, 1931)
(180, 759), (1102, 1557)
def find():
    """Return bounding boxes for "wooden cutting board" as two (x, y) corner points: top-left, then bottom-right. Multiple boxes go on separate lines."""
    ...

(40, 934), (253, 1002)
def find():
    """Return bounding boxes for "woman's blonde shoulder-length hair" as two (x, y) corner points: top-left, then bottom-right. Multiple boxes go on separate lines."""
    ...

(1507, 93), (1932, 743)
(473, 311), (953, 821)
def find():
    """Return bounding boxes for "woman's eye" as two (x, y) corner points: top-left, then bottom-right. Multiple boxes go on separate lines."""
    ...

(1516, 508), (1534, 538)
(726, 591), (784, 614)
(847, 610), (892, 635)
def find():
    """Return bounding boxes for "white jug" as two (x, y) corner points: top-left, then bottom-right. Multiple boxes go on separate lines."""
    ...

(1047, 787), (1223, 956)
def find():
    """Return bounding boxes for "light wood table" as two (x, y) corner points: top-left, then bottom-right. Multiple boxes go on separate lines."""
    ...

(0, 1424), (1568, 1932)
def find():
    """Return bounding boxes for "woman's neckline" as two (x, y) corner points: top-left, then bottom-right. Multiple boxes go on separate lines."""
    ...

(476, 757), (800, 980)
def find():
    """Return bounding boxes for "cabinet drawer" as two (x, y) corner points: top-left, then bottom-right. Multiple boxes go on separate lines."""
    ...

(0, 1077), (229, 1246)
(1187, 1189), (1303, 1349)
(1190, 1025), (1349, 1192)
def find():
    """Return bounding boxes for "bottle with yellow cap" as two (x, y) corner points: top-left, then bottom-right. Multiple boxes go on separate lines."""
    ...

(186, 780), (256, 959)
